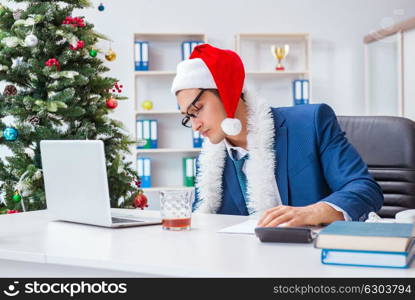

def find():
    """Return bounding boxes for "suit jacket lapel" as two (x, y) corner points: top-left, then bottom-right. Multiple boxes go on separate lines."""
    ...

(273, 111), (289, 205)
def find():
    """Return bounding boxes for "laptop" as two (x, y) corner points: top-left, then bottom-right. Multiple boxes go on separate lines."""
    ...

(40, 140), (161, 228)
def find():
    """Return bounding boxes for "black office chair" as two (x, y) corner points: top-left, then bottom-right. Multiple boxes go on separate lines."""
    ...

(338, 116), (415, 218)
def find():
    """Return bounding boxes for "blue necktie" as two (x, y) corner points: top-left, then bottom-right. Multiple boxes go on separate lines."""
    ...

(231, 149), (249, 203)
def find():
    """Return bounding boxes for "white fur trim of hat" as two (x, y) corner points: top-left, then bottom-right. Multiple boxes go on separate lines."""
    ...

(171, 58), (217, 95)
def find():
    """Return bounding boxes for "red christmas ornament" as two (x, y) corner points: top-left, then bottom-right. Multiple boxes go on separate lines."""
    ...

(77, 40), (85, 49)
(73, 17), (85, 27)
(62, 16), (85, 28)
(45, 58), (60, 70)
(133, 192), (148, 210)
(7, 209), (20, 214)
(106, 98), (118, 109)
(62, 16), (73, 24)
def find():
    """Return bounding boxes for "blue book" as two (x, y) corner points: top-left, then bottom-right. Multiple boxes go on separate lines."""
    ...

(321, 238), (415, 268)
(315, 221), (415, 252)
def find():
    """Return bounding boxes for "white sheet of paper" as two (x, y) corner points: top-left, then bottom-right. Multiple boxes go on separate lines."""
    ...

(217, 219), (326, 235)
(217, 219), (259, 234)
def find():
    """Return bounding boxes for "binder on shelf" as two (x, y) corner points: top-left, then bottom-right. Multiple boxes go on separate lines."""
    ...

(181, 40), (204, 60)
(192, 130), (203, 148)
(181, 41), (192, 60)
(142, 120), (151, 149)
(302, 79), (310, 104)
(137, 157), (151, 188)
(150, 120), (158, 148)
(292, 79), (302, 105)
(136, 120), (144, 149)
(183, 157), (195, 187)
(137, 119), (157, 149)
(134, 41), (149, 71)
(292, 79), (310, 105)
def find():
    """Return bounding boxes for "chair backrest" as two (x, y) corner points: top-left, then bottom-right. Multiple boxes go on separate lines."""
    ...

(337, 116), (415, 217)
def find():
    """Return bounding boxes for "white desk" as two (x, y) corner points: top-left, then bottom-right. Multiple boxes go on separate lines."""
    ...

(0, 209), (414, 277)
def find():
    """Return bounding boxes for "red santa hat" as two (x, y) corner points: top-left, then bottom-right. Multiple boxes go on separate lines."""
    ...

(171, 44), (245, 136)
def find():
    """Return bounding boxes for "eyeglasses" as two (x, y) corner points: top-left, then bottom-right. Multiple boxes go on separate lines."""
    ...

(181, 89), (205, 128)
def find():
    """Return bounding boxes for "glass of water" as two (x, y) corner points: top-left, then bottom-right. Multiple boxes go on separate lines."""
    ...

(159, 189), (193, 231)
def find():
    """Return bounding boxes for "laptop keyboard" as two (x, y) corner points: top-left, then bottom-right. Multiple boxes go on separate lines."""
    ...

(111, 217), (144, 224)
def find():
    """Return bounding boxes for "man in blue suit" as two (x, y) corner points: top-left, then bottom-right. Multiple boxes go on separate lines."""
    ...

(171, 44), (383, 227)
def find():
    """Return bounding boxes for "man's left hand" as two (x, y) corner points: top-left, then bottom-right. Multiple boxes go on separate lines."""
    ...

(257, 202), (345, 227)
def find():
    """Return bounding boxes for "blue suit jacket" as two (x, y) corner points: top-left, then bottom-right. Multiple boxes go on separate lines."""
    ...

(195, 104), (384, 221)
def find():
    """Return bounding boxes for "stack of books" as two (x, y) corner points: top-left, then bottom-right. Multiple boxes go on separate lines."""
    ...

(314, 221), (415, 268)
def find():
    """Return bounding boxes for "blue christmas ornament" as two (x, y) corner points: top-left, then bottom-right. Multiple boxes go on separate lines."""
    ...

(3, 127), (18, 141)
(98, 3), (105, 11)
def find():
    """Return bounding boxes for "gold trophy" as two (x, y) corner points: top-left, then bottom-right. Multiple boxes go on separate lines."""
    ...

(271, 44), (290, 71)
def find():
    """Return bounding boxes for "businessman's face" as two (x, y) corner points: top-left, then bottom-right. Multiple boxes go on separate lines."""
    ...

(177, 88), (227, 144)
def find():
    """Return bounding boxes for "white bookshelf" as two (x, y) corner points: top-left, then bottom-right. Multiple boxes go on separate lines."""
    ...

(235, 33), (311, 107)
(134, 33), (207, 201)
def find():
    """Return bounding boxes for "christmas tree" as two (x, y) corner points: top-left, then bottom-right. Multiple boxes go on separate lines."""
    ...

(0, 0), (143, 213)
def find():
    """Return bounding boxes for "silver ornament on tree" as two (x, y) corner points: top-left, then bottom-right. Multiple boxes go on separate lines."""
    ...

(25, 33), (38, 47)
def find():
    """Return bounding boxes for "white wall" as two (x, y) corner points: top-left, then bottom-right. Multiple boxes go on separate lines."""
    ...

(72, 0), (415, 117)
(403, 28), (415, 120)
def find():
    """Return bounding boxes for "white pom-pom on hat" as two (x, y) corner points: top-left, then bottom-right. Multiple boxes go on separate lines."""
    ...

(221, 118), (242, 136)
